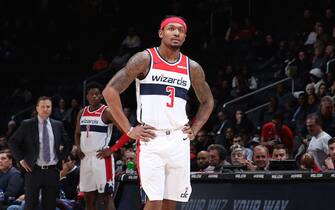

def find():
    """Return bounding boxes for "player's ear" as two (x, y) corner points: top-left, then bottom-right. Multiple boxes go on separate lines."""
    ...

(158, 29), (163, 38)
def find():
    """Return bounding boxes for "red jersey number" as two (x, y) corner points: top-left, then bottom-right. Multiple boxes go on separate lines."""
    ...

(166, 86), (175, 108)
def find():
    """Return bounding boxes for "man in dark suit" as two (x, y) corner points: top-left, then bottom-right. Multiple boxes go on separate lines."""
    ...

(8, 96), (71, 210)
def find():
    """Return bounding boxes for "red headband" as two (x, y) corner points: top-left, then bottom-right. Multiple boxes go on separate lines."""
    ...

(160, 17), (187, 32)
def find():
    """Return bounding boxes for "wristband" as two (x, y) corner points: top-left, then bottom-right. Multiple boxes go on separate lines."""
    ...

(127, 126), (134, 136)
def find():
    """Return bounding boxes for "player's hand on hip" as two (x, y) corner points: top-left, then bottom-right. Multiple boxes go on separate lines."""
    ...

(129, 124), (156, 142)
(182, 124), (195, 140)
(76, 148), (85, 160)
(19, 159), (32, 172)
(96, 148), (113, 159)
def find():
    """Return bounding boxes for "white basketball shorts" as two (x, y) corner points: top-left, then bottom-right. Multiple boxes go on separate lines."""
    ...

(79, 152), (114, 194)
(137, 129), (191, 202)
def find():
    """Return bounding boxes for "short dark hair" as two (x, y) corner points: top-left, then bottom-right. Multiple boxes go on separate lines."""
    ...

(36, 96), (52, 106)
(208, 144), (227, 161)
(328, 138), (335, 146)
(0, 149), (13, 160)
(86, 81), (103, 94)
(273, 144), (288, 154)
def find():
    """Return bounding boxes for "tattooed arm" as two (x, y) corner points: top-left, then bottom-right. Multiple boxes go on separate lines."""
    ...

(102, 51), (156, 140)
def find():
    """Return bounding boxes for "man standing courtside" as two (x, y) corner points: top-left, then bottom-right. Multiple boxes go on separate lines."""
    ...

(8, 96), (71, 210)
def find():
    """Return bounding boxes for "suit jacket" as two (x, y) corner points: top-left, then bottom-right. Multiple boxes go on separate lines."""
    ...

(8, 117), (72, 170)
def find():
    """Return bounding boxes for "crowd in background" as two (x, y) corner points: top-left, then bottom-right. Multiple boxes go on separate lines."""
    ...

(1, 0), (335, 209)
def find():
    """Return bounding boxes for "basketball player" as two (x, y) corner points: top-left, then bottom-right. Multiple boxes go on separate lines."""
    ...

(102, 16), (214, 210)
(75, 82), (129, 210)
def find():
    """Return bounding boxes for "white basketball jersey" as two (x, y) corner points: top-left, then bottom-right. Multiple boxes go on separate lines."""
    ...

(80, 105), (112, 153)
(136, 47), (191, 129)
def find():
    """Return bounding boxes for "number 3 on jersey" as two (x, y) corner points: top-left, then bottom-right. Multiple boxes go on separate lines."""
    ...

(166, 86), (175, 108)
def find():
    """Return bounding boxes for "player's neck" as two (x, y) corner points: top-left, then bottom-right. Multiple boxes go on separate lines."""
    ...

(88, 104), (102, 112)
(157, 46), (180, 62)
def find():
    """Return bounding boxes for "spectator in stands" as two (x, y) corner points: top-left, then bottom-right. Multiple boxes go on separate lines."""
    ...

(299, 152), (322, 172)
(257, 34), (278, 61)
(317, 83), (328, 99)
(324, 44), (335, 74)
(53, 98), (67, 121)
(231, 109), (255, 137)
(230, 144), (247, 166)
(195, 151), (210, 172)
(309, 68), (325, 95)
(0, 149), (24, 205)
(275, 83), (294, 116)
(230, 75), (250, 99)
(120, 26), (141, 54)
(306, 92), (320, 114)
(190, 142), (198, 171)
(252, 145), (269, 171)
(59, 152), (80, 200)
(231, 134), (253, 160)
(305, 83), (316, 96)
(316, 96), (335, 137)
(205, 144), (230, 173)
(259, 96), (285, 125)
(217, 79), (232, 105)
(311, 46), (326, 69)
(193, 129), (212, 152)
(324, 138), (335, 170)
(272, 144), (289, 160)
(232, 66), (258, 90)
(212, 108), (232, 143)
(115, 149), (137, 177)
(260, 112), (294, 154)
(297, 50), (312, 88)
(322, 8), (335, 34)
(296, 8), (314, 40)
(63, 98), (81, 140)
(304, 22), (323, 46)
(289, 92), (308, 136)
(216, 127), (235, 152)
(306, 113), (331, 167)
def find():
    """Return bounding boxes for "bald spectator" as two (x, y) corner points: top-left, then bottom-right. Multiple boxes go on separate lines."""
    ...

(306, 114), (331, 167)
(272, 144), (289, 160)
(204, 144), (230, 173)
(195, 151), (210, 172)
